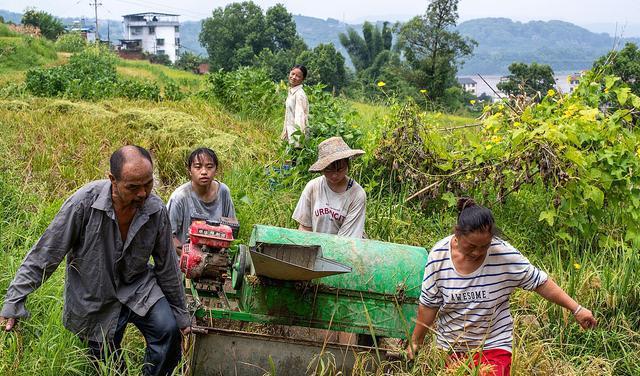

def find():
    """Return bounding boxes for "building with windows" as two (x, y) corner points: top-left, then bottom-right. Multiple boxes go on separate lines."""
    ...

(120, 12), (180, 63)
(457, 77), (477, 95)
(65, 20), (96, 43)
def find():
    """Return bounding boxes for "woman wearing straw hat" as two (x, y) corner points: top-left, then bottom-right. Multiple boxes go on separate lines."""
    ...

(292, 136), (366, 238)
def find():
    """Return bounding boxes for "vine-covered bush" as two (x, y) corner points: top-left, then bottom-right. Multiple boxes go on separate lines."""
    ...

(375, 69), (640, 246)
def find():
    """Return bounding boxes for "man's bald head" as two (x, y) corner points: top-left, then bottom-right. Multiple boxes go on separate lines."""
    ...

(109, 145), (153, 180)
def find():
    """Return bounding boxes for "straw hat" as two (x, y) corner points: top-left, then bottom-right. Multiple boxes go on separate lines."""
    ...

(308, 137), (365, 172)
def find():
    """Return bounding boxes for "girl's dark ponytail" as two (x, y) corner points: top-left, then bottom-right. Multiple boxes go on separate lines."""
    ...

(455, 197), (496, 236)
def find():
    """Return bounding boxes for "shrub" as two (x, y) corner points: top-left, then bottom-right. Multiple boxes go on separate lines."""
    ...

(116, 79), (161, 101)
(55, 32), (87, 53)
(24, 47), (165, 101)
(374, 69), (640, 247)
(203, 67), (282, 118)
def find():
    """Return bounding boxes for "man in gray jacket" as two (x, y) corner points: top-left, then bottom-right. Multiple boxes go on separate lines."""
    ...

(0, 145), (190, 376)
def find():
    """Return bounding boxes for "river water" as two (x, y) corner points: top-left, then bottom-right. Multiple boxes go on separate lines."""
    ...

(458, 70), (585, 99)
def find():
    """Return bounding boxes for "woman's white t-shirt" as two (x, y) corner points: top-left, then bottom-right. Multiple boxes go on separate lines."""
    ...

(292, 176), (366, 238)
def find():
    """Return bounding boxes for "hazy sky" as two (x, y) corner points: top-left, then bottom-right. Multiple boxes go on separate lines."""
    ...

(1, 0), (638, 26)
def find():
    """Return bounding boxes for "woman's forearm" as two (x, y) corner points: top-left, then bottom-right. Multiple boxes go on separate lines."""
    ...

(411, 304), (438, 347)
(534, 278), (579, 312)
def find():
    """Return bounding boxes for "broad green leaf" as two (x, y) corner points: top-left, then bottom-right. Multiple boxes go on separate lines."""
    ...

(584, 185), (604, 208)
(615, 87), (631, 105)
(604, 76), (619, 90)
(624, 228), (640, 248)
(578, 108), (599, 122)
(564, 147), (586, 168)
(441, 192), (457, 208)
(558, 231), (572, 241)
(436, 161), (453, 171)
(538, 209), (556, 226)
(511, 128), (527, 146)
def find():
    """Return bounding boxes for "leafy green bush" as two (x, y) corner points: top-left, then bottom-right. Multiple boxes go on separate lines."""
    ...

(25, 66), (68, 96)
(54, 32), (87, 53)
(163, 81), (185, 101)
(203, 67), (283, 118)
(375, 69), (640, 247)
(24, 47), (176, 101)
(117, 79), (160, 101)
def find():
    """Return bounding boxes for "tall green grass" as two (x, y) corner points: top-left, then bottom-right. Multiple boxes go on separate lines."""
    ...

(0, 24), (59, 73)
(0, 51), (638, 374)
(1, 94), (638, 374)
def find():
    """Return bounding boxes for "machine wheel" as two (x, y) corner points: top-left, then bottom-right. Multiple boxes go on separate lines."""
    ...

(231, 244), (249, 290)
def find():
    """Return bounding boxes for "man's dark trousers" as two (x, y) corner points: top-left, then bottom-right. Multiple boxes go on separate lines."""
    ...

(87, 297), (182, 376)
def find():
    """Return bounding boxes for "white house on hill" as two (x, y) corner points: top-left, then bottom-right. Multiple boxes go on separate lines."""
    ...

(121, 12), (180, 63)
(458, 77), (477, 95)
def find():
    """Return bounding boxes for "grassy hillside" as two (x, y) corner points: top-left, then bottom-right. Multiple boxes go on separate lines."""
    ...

(116, 59), (205, 91)
(0, 24), (59, 74)
(0, 33), (639, 375)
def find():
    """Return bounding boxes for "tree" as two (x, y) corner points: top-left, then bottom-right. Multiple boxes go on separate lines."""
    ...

(199, 2), (269, 71)
(21, 9), (64, 40)
(199, 1), (305, 72)
(593, 42), (640, 96)
(497, 62), (555, 98)
(297, 43), (347, 92)
(174, 51), (206, 73)
(397, 0), (476, 101)
(148, 53), (172, 66)
(255, 44), (305, 82)
(339, 21), (392, 74)
(265, 4), (305, 51)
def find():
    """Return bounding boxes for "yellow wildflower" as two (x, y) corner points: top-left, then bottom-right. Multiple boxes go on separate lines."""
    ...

(377, 81), (386, 87)
(547, 89), (555, 97)
(470, 99), (476, 105)
(573, 263), (581, 270)
(420, 89), (427, 93)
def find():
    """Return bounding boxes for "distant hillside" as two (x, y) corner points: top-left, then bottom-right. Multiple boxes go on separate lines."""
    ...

(4, 9), (640, 75)
(0, 9), (21, 24)
(457, 18), (640, 74)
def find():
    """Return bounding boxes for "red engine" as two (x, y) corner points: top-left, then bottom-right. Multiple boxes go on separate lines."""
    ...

(179, 215), (238, 282)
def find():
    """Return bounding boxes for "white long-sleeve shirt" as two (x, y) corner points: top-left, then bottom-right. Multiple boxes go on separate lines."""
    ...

(282, 84), (309, 146)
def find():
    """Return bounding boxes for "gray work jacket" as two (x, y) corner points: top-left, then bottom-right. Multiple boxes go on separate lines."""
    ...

(0, 180), (190, 341)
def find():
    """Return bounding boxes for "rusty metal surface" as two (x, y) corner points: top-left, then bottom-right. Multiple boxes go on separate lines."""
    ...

(189, 326), (382, 376)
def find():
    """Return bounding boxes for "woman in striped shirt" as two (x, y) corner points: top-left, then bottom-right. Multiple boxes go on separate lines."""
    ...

(407, 198), (597, 375)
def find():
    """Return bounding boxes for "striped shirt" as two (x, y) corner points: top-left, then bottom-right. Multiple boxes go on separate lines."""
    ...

(420, 235), (548, 353)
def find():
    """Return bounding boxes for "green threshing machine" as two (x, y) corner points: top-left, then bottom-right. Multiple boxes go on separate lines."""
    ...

(179, 219), (428, 375)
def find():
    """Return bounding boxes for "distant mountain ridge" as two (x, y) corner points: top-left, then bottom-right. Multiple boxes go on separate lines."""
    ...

(456, 17), (639, 74)
(2, 9), (638, 75)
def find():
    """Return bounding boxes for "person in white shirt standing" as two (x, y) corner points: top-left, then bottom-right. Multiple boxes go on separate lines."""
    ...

(281, 65), (309, 147)
(407, 197), (597, 375)
(293, 136), (366, 239)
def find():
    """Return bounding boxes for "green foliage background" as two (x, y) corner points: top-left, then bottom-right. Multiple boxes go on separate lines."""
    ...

(0, 7), (639, 376)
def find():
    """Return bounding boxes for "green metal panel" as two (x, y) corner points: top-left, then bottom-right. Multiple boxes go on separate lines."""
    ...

(249, 225), (427, 298)
(233, 225), (429, 339)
